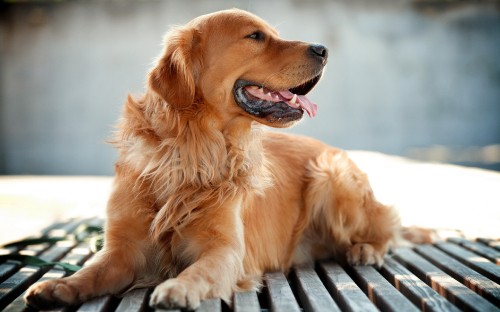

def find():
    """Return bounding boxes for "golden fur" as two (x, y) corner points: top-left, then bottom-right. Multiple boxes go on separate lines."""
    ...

(25, 9), (399, 310)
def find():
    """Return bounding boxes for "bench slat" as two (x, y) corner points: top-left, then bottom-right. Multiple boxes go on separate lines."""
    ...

(265, 272), (301, 312)
(1, 244), (50, 283)
(40, 219), (82, 237)
(43, 219), (89, 239)
(394, 248), (498, 312)
(153, 306), (181, 312)
(415, 244), (500, 306)
(77, 295), (119, 312)
(317, 261), (377, 312)
(448, 238), (500, 265)
(233, 291), (260, 312)
(0, 263), (21, 285)
(477, 238), (500, 252)
(293, 266), (340, 312)
(115, 288), (150, 312)
(436, 242), (500, 283)
(351, 264), (418, 312)
(196, 298), (221, 312)
(382, 256), (459, 312)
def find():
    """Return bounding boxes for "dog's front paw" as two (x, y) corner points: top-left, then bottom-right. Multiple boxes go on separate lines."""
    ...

(347, 243), (383, 267)
(150, 278), (203, 310)
(24, 279), (79, 310)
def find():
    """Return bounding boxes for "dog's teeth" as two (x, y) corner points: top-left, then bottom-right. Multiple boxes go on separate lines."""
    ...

(290, 94), (297, 105)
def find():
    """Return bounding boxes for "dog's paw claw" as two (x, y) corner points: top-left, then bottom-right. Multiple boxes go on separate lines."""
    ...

(347, 243), (383, 267)
(150, 279), (201, 310)
(24, 279), (78, 310)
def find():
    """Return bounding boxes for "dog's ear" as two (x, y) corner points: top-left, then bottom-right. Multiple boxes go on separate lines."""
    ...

(148, 26), (200, 109)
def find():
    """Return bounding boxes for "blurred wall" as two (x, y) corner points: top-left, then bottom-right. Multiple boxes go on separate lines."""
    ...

(1, 0), (499, 175)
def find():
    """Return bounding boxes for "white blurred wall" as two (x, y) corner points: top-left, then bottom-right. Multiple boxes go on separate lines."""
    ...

(1, 0), (499, 175)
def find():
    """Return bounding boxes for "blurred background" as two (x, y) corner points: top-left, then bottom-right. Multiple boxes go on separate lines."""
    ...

(0, 0), (499, 175)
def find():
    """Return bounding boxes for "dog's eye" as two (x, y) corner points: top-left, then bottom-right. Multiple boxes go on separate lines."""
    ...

(246, 31), (265, 41)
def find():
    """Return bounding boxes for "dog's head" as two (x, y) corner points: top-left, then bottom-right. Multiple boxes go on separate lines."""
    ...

(149, 9), (328, 128)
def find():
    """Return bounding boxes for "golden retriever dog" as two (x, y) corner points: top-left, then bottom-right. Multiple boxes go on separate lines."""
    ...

(25, 9), (399, 310)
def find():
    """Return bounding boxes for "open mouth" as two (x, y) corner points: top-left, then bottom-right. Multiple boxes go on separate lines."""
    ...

(233, 74), (321, 123)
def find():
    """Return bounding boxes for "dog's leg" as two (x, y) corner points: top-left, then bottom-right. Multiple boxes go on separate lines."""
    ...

(24, 178), (151, 309)
(149, 196), (245, 310)
(305, 150), (400, 267)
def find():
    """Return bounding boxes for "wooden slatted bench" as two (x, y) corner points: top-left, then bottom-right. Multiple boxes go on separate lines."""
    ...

(0, 218), (499, 312)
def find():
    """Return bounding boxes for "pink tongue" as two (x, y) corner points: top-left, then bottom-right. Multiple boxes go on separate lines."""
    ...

(278, 91), (318, 118)
(244, 87), (318, 118)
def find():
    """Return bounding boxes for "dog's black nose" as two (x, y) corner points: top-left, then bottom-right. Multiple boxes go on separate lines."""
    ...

(309, 44), (328, 61)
